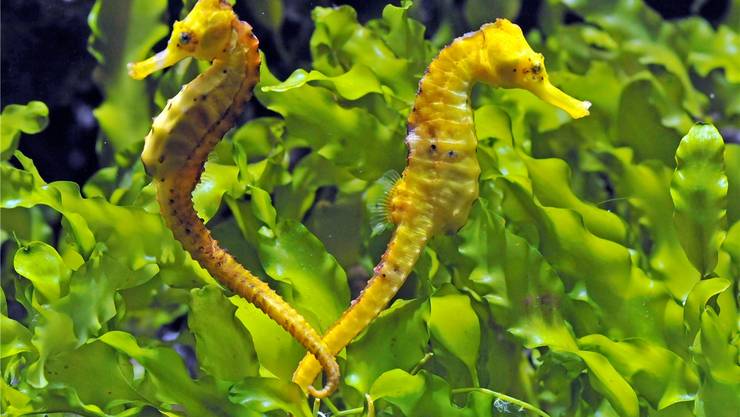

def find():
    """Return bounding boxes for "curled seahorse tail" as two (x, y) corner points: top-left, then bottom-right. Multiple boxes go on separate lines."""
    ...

(153, 76), (340, 397)
(158, 173), (339, 397)
(292, 219), (432, 389)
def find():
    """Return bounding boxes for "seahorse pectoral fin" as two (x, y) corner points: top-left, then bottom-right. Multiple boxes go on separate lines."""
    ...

(128, 48), (188, 80)
(531, 82), (591, 119)
(369, 170), (403, 234)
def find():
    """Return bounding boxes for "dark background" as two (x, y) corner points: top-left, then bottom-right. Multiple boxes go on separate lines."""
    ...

(1, 0), (729, 184)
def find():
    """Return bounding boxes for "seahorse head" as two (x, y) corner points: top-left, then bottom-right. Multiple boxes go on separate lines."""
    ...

(478, 19), (590, 119)
(129, 0), (236, 80)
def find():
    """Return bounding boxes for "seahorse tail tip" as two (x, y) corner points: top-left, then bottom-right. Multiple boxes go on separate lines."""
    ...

(301, 355), (340, 398)
(306, 380), (337, 399)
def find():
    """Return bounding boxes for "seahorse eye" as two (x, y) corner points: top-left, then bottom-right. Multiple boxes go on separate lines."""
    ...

(179, 32), (192, 45)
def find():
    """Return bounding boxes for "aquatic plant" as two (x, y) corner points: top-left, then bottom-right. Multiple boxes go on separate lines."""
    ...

(1, 1), (738, 416)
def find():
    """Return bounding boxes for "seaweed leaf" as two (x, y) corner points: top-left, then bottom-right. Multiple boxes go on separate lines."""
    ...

(188, 285), (259, 381)
(0, 101), (48, 161)
(3, 1), (739, 416)
(99, 331), (247, 416)
(670, 123), (728, 276)
(345, 298), (430, 393)
(88, 0), (169, 159)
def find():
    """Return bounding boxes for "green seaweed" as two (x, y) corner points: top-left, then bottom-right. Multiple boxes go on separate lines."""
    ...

(1, 1), (738, 416)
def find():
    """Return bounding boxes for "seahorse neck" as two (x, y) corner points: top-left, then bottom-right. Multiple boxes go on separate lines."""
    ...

(409, 33), (483, 130)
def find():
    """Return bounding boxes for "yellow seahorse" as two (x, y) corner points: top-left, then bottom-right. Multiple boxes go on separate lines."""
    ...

(129, 0), (339, 398)
(292, 18), (590, 391)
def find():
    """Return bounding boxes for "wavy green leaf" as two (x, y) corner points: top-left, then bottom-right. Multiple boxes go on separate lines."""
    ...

(429, 289), (480, 385)
(229, 377), (310, 417)
(498, 178), (672, 341)
(522, 155), (626, 243)
(369, 369), (426, 416)
(345, 298), (430, 393)
(578, 335), (698, 410)
(725, 145), (740, 225)
(575, 350), (639, 417)
(262, 64), (386, 100)
(0, 378), (33, 415)
(1, 158), (209, 288)
(88, 0), (169, 158)
(310, 5), (419, 102)
(257, 219), (350, 331)
(42, 340), (146, 412)
(13, 241), (71, 302)
(0, 101), (48, 161)
(256, 58), (405, 180)
(245, 0), (283, 32)
(232, 295), (304, 382)
(617, 79), (683, 166)
(26, 304), (78, 388)
(671, 123), (728, 276)
(99, 331), (245, 416)
(684, 278), (732, 342)
(682, 21), (740, 82)
(0, 313), (34, 359)
(189, 285), (259, 381)
(3, 1), (739, 416)
(192, 157), (244, 223)
(249, 185), (277, 228)
(599, 153), (698, 298)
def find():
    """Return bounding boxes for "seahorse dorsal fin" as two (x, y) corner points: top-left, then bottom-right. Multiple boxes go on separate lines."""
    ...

(369, 169), (402, 235)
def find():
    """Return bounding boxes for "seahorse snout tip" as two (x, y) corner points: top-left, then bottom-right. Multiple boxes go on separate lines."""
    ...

(574, 100), (592, 119)
(534, 82), (591, 119)
(128, 59), (155, 80)
(129, 48), (185, 80)
(127, 62), (143, 80)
